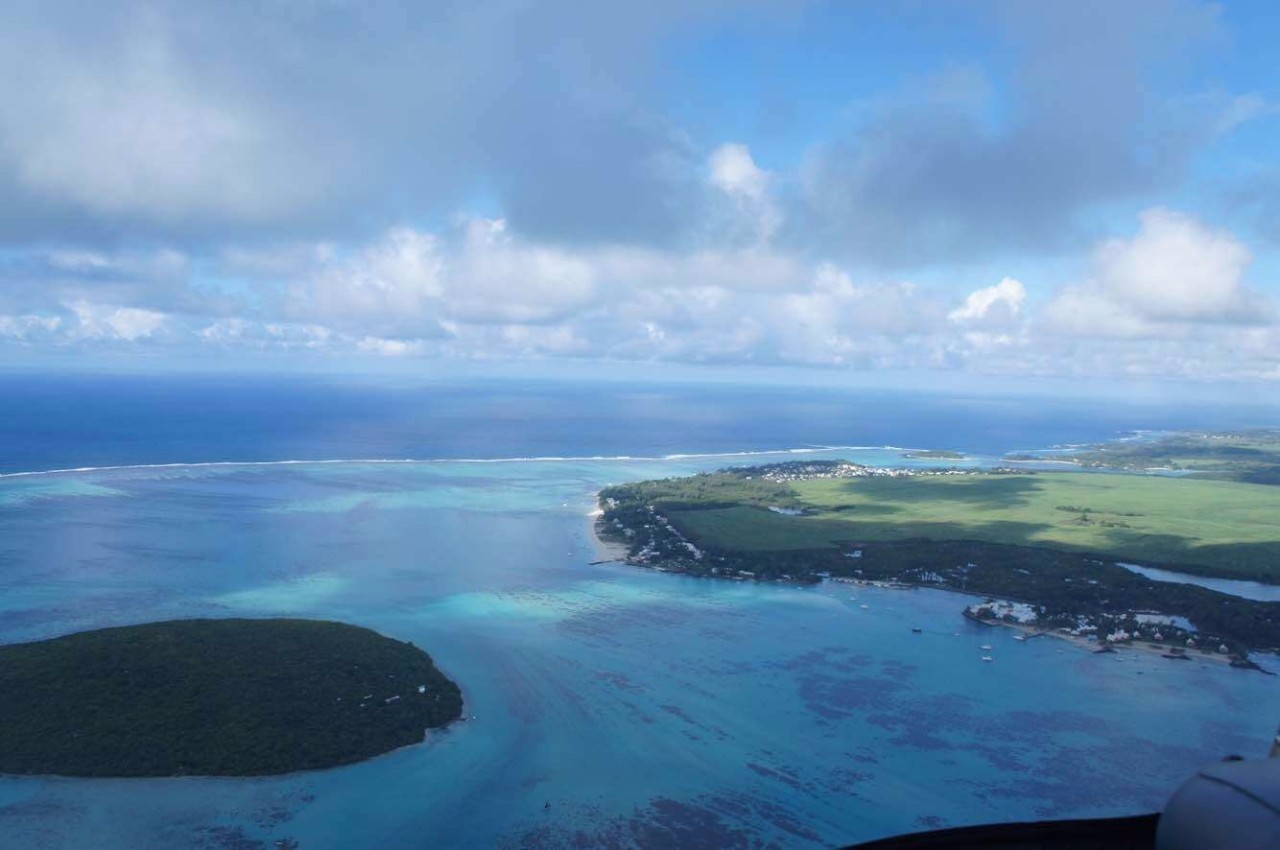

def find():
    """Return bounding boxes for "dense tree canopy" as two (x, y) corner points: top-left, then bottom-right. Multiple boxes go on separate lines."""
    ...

(0, 618), (463, 777)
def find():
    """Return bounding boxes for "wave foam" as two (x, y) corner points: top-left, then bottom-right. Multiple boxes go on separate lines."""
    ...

(0, 445), (896, 481)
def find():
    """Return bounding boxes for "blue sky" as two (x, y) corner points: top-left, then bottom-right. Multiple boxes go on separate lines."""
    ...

(1, 0), (1278, 383)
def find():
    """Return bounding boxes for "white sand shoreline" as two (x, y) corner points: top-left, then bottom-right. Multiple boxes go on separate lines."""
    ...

(587, 507), (630, 562)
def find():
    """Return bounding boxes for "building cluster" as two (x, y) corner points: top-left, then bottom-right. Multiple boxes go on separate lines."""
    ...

(966, 600), (1040, 625)
(758, 463), (980, 484)
(627, 505), (703, 564)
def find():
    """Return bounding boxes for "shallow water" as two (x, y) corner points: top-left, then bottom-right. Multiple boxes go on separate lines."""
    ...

(0, 450), (1275, 849)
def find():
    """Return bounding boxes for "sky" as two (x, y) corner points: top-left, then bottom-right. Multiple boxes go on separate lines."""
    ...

(1, 0), (1279, 383)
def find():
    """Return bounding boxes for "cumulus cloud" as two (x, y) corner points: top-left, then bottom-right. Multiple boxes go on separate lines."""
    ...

(946, 277), (1029, 350)
(2, 204), (1275, 380)
(278, 218), (598, 335)
(1092, 208), (1261, 321)
(707, 143), (781, 245)
(282, 228), (446, 338)
(1043, 208), (1274, 337)
(709, 144), (769, 201)
(1040, 289), (1155, 340)
(949, 278), (1027, 325)
(445, 219), (598, 324)
(275, 213), (815, 342)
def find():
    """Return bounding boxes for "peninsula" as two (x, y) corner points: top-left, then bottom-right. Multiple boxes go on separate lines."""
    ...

(596, 458), (1280, 665)
(0, 618), (463, 777)
(1006, 428), (1280, 485)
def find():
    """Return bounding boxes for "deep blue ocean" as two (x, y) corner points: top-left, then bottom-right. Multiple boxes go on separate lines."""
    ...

(1, 374), (1277, 849)
(5, 373), (1280, 474)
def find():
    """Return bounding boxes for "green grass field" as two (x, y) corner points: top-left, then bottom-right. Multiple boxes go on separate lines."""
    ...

(666, 472), (1280, 579)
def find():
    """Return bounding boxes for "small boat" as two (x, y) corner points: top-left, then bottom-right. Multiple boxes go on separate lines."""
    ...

(860, 604), (869, 609)
(911, 627), (922, 634)
(1013, 635), (1026, 641)
(980, 644), (993, 651)
(982, 656), (994, 662)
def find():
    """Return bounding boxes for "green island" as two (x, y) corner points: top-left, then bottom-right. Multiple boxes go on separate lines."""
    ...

(0, 618), (463, 777)
(1007, 428), (1280, 485)
(597, 458), (1280, 665)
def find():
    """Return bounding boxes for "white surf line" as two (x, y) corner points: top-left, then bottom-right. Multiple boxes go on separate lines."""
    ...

(0, 445), (891, 481)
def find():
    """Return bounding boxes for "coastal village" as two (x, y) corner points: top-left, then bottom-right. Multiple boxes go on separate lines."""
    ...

(961, 598), (1252, 668)
(753, 461), (1013, 484)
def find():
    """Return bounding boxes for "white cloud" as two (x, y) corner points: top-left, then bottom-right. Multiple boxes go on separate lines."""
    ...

(66, 301), (166, 341)
(709, 143), (768, 201)
(707, 142), (780, 244)
(356, 336), (425, 357)
(0, 314), (62, 340)
(765, 265), (943, 366)
(263, 323), (333, 349)
(949, 278), (1026, 325)
(277, 216), (813, 341)
(1040, 289), (1154, 339)
(1094, 208), (1261, 322)
(197, 318), (252, 344)
(284, 228), (446, 337)
(445, 218), (597, 324)
(5, 206), (1279, 381)
(1044, 208), (1275, 339)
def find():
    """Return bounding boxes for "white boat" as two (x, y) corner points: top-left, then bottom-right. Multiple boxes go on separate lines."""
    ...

(982, 656), (994, 662)
(980, 644), (993, 650)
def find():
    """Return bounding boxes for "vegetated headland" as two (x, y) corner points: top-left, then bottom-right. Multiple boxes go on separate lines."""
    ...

(1006, 427), (1280, 485)
(0, 618), (463, 777)
(596, 451), (1280, 670)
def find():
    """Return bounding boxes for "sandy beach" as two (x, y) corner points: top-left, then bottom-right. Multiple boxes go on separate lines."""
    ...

(587, 507), (630, 563)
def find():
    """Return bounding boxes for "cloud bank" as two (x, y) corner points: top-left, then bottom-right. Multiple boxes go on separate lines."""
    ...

(0, 0), (1276, 382)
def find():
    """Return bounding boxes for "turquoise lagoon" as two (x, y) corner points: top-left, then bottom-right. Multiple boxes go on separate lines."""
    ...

(0, 450), (1275, 849)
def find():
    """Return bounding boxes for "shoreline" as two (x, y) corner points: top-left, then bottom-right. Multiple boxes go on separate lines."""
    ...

(587, 528), (1267, 674)
(586, 508), (629, 563)
(963, 613), (1252, 669)
(589, 473), (1276, 669)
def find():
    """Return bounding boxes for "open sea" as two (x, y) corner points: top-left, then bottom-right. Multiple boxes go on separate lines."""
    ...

(0, 374), (1277, 848)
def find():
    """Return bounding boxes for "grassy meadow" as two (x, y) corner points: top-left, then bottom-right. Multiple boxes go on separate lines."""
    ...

(666, 472), (1280, 579)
